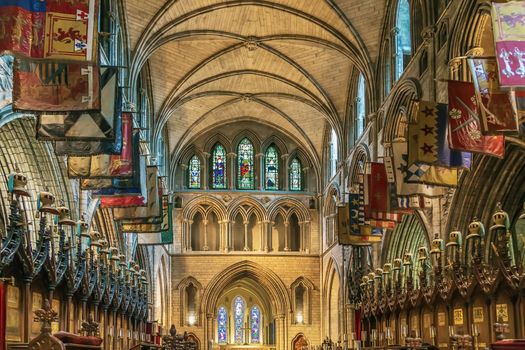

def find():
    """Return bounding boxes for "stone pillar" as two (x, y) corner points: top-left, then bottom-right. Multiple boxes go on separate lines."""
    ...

(276, 314), (286, 350)
(243, 220), (250, 251)
(206, 314), (213, 350)
(262, 220), (270, 252)
(202, 152), (210, 190)
(256, 153), (264, 190)
(259, 220), (266, 251)
(227, 152), (236, 190)
(227, 220), (233, 252)
(284, 220), (290, 251)
(281, 154), (289, 191)
(303, 220), (310, 253)
(187, 219), (194, 251)
(203, 219), (209, 251)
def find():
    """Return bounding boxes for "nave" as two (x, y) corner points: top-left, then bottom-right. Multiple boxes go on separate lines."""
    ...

(0, 0), (525, 350)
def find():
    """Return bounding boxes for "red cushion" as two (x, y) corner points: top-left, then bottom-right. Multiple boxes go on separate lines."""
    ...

(492, 340), (525, 349)
(53, 332), (103, 346)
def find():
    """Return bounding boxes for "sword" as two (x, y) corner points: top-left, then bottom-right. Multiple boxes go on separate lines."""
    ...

(452, 96), (480, 132)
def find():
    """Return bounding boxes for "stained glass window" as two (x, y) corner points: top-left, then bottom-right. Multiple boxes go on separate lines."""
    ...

(250, 305), (261, 343)
(356, 73), (366, 137)
(289, 158), (302, 191)
(265, 146), (279, 190)
(233, 296), (246, 344)
(212, 144), (227, 189)
(188, 156), (201, 189)
(237, 138), (254, 190)
(395, 0), (412, 81)
(217, 306), (228, 344)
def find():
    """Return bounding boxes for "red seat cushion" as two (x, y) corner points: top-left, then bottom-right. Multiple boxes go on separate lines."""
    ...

(53, 332), (103, 346)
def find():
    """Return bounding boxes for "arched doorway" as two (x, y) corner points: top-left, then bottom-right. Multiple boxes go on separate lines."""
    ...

(202, 261), (290, 350)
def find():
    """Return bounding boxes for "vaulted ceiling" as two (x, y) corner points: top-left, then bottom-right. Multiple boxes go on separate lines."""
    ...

(123, 0), (387, 163)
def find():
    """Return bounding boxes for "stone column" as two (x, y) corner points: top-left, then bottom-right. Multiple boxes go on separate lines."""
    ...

(203, 219), (209, 251)
(243, 220), (250, 251)
(284, 221), (290, 251)
(187, 219), (194, 251)
(281, 154), (289, 191)
(202, 152), (210, 190)
(227, 220), (233, 252)
(303, 220), (311, 253)
(256, 153), (264, 190)
(206, 314), (213, 350)
(227, 152), (237, 190)
(262, 220), (270, 252)
(259, 220), (266, 251)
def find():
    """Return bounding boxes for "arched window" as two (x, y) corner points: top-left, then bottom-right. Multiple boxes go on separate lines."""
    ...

(265, 145), (279, 190)
(217, 306), (228, 344)
(356, 73), (366, 137)
(384, 41), (391, 97)
(395, 0), (412, 81)
(250, 305), (261, 343)
(289, 158), (302, 191)
(237, 138), (254, 190)
(233, 296), (246, 344)
(188, 156), (201, 189)
(329, 128), (338, 177)
(212, 144), (227, 189)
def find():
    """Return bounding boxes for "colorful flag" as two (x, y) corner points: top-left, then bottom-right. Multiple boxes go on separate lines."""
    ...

(0, 56), (13, 109)
(404, 161), (458, 187)
(491, 1), (525, 87)
(408, 101), (471, 168)
(67, 114), (133, 178)
(366, 162), (389, 212)
(82, 137), (144, 194)
(13, 59), (100, 112)
(0, 0), (98, 62)
(391, 141), (446, 196)
(99, 166), (156, 209)
(54, 113), (123, 156)
(447, 80), (505, 157)
(36, 67), (119, 141)
(468, 57), (518, 134)
(120, 196), (169, 233)
(137, 202), (174, 246)
(112, 168), (160, 220)
(337, 194), (362, 245)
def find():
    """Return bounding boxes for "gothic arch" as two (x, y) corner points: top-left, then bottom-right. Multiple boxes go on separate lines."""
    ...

(382, 78), (422, 144)
(232, 130), (263, 155)
(182, 195), (228, 222)
(227, 196), (267, 222)
(267, 197), (311, 223)
(322, 257), (342, 339)
(261, 135), (288, 157)
(202, 260), (290, 316)
(347, 143), (370, 187)
(177, 276), (204, 327)
(204, 133), (233, 155)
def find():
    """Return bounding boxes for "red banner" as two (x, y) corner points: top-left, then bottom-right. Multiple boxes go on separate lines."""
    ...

(468, 57), (518, 134)
(492, 2), (525, 87)
(0, 0), (98, 62)
(447, 80), (505, 157)
(14, 59), (100, 112)
(367, 162), (388, 212)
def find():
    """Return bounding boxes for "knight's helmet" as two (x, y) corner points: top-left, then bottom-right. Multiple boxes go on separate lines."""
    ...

(446, 230), (462, 263)
(490, 203), (515, 264)
(7, 171), (30, 197)
(56, 205), (76, 226)
(37, 191), (59, 214)
(430, 233), (444, 266)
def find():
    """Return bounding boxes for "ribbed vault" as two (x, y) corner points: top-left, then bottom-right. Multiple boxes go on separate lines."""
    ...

(123, 0), (385, 161)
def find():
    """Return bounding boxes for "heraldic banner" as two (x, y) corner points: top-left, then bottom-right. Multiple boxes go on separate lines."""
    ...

(0, 0), (99, 62)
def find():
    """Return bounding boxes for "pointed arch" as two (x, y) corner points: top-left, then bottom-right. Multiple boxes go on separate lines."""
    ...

(211, 142), (228, 189)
